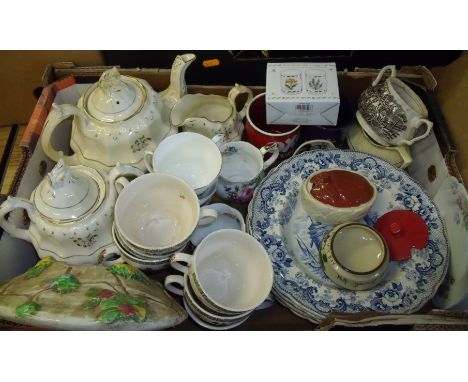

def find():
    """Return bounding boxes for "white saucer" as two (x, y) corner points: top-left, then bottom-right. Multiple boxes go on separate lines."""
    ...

(183, 298), (249, 330)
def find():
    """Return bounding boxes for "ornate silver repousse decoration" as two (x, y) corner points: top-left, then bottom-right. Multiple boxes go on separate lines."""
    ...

(358, 82), (407, 141)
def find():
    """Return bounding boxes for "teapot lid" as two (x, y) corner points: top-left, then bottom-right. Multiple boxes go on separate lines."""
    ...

(34, 160), (105, 222)
(85, 67), (146, 122)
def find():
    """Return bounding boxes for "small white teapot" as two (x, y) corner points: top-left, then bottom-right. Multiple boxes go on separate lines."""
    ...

(0, 160), (143, 265)
(41, 54), (196, 172)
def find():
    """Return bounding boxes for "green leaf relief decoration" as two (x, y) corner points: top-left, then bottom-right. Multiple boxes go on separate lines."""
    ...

(16, 302), (41, 318)
(26, 257), (53, 279)
(48, 273), (81, 294)
(83, 288), (147, 324)
(98, 308), (122, 324)
(107, 264), (149, 284)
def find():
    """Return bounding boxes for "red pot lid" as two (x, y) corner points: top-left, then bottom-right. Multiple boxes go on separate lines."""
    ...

(373, 210), (429, 261)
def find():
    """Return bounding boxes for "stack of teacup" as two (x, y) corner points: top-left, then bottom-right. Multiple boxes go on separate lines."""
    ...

(143, 132), (223, 206)
(351, 65), (433, 165)
(112, 172), (219, 271)
(165, 229), (274, 330)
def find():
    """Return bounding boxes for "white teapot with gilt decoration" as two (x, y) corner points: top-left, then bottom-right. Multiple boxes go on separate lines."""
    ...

(0, 160), (143, 265)
(41, 54), (196, 172)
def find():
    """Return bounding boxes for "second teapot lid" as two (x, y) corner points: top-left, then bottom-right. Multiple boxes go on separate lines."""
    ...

(85, 67), (146, 122)
(34, 160), (105, 222)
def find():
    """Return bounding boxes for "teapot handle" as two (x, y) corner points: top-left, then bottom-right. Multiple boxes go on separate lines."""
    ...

(41, 103), (86, 165)
(0, 196), (36, 242)
(228, 84), (253, 121)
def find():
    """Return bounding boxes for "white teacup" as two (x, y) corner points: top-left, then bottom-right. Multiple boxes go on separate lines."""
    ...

(169, 229), (273, 315)
(358, 65), (433, 146)
(144, 132), (223, 204)
(216, 141), (279, 203)
(114, 173), (218, 256)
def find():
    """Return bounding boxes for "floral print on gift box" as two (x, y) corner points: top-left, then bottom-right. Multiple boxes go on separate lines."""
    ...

(281, 70), (302, 94)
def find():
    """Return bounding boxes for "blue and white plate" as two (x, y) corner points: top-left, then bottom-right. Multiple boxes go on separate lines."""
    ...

(247, 149), (449, 323)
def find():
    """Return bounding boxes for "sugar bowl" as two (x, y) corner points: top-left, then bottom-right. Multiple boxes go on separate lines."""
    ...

(320, 223), (389, 290)
(0, 159), (142, 265)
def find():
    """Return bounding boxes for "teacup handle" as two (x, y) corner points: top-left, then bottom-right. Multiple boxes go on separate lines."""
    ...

(143, 151), (155, 173)
(372, 65), (397, 86)
(228, 83), (254, 121)
(400, 119), (433, 146)
(108, 162), (144, 195)
(115, 177), (130, 194)
(293, 140), (335, 156)
(164, 275), (185, 296)
(170, 252), (193, 274)
(260, 142), (280, 170)
(198, 207), (218, 226)
(100, 245), (125, 266)
(0, 196), (36, 242)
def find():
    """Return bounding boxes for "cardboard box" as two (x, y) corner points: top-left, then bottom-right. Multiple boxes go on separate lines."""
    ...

(1, 62), (466, 330)
(0, 51), (105, 127)
(266, 62), (340, 125)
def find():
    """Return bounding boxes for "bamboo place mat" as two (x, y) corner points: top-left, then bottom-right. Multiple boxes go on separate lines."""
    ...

(0, 125), (26, 195)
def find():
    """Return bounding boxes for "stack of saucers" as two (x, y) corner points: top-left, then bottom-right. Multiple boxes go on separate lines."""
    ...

(112, 223), (179, 271)
(165, 229), (274, 330)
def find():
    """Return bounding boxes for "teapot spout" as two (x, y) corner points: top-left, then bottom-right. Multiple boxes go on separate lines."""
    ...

(160, 53), (196, 107)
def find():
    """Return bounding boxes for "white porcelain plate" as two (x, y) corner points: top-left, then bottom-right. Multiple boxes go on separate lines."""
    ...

(247, 149), (449, 323)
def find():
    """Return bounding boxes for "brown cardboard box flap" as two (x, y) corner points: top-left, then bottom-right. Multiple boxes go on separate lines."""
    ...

(432, 54), (468, 185)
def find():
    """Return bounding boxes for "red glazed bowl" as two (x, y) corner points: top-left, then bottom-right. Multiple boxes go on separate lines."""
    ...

(245, 93), (301, 159)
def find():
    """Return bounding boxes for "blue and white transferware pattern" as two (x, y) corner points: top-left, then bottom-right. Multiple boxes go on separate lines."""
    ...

(247, 149), (449, 323)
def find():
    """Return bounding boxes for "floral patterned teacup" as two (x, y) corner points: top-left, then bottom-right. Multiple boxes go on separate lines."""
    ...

(216, 141), (279, 203)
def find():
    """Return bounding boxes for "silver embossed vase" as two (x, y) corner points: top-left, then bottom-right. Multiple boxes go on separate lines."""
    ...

(357, 65), (433, 146)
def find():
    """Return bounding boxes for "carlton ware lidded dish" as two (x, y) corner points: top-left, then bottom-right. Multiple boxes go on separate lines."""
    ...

(247, 149), (449, 322)
(0, 159), (143, 265)
(40, 54), (196, 172)
(301, 168), (377, 224)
